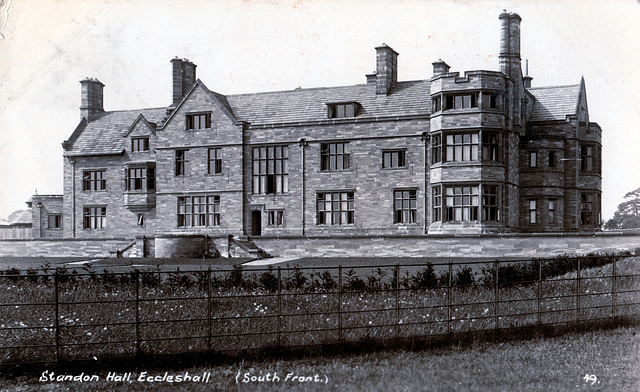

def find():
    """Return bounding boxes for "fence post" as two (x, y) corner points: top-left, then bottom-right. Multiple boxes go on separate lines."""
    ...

(54, 270), (60, 363)
(277, 267), (282, 347)
(494, 260), (499, 332)
(576, 258), (581, 322)
(395, 264), (400, 340)
(448, 262), (452, 335)
(135, 270), (140, 357)
(338, 265), (343, 342)
(538, 259), (542, 325)
(612, 256), (617, 319)
(207, 267), (212, 351)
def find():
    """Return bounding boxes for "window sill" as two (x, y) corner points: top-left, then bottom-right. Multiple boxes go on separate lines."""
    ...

(320, 169), (353, 173)
(206, 173), (225, 177)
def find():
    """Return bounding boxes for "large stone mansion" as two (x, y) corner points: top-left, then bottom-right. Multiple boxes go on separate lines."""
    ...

(29, 11), (602, 250)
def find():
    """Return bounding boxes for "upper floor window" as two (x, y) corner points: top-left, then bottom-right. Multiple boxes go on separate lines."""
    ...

(394, 190), (417, 224)
(177, 195), (220, 227)
(208, 148), (223, 175)
(431, 134), (442, 164)
(529, 151), (537, 168)
(327, 102), (358, 118)
(126, 167), (155, 191)
(316, 191), (354, 225)
(580, 145), (595, 172)
(131, 137), (149, 152)
(175, 150), (188, 176)
(432, 97), (441, 112)
(321, 142), (351, 171)
(481, 92), (502, 110)
(83, 206), (106, 229)
(446, 133), (479, 162)
(186, 113), (211, 130)
(382, 150), (406, 169)
(82, 170), (106, 191)
(444, 93), (478, 110)
(48, 214), (62, 229)
(252, 146), (289, 194)
(549, 151), (556, 168)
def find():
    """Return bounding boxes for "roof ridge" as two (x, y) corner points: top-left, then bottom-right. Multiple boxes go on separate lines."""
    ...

(226, 79), (428, 98)
(527, 83), (580, 90)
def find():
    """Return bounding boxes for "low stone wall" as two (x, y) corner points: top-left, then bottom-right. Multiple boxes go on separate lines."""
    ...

(0, 238), (133, 258)
(2, 233), (639, 259)
(252, 233), (640, 259)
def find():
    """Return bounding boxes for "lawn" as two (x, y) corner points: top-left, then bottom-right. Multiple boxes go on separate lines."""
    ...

(1, 325), (638, 391)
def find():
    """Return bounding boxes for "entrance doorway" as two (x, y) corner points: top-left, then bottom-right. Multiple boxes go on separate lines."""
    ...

(251, 210), (262, 236)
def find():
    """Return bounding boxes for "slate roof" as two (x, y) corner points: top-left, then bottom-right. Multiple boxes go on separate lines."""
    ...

(227, 80), (431, 125)
(528, 84), (580, 122)
(0, 210), (32, 226)
(64, 80), (431, 156)
(64, 108), (167, 156)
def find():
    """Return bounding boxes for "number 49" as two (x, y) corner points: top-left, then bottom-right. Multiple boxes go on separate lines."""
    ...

(583, 374), (597, 385)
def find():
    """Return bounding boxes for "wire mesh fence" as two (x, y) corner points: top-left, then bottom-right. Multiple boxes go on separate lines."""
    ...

(1, 253), (639, 366)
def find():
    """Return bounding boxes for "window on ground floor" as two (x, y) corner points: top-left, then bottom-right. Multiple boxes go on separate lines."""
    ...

(83, 207), (106, 229)
(549, 199), (556, 224)
(445, 185), (479, 221)
(48, 214), (62, 229)
(482, 186), (499, 221)
(432, 186), (442, 222)
(316, 191), (354, 225)
(581, 193), (595, 225)
(394, 190), (417, 224)
(528, 199), (537, 224)
(267, 210), (285, 228)
(177, 195), (220, 227)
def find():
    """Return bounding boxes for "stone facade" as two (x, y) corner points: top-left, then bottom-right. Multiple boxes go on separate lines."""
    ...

(52, 11), (601, 248)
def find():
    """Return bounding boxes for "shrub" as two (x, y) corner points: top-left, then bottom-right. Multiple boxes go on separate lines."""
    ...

(284, 264), (307, 291)
(259, 267), (279, 292)
(453, 266), (475, 288)
(411, 263), (438, 289)
(311, 270), (337, 291)
(344, 269), (367, 291)
(226, 264), (244, 289)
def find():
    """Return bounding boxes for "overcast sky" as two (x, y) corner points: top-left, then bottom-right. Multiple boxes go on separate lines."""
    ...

(1, 0), (639, 222)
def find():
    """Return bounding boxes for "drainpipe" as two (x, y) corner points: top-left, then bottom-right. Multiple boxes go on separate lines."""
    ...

(421, 132), (429, 234)
(37, 202), (43, 238)
(299, 138), (308, 236)
(70, 158), (76, 238)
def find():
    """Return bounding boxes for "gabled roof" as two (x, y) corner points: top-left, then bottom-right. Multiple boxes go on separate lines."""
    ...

(528, 83), (581, 122)
(63, 80), (431, 155)
(64, 108), (166, 156)
(123, 113), (157, 137)
(227, 80), (431, 126)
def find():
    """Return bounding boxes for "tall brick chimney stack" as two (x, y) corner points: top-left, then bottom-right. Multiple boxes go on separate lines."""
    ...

(375, 44), (398, 95)
(170, 57), (197, 107)
(79, 78), (104, 122)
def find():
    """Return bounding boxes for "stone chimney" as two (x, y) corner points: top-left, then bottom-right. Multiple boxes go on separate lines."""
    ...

(80, 78), (104, 122)
(499, 10), (522, 82)
(432, 59), (450, 77)
(170, 57), (197, 107)
(375, 44), (398, 95)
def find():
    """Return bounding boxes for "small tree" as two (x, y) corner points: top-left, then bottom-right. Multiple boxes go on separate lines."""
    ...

(605, 187), (640, 229)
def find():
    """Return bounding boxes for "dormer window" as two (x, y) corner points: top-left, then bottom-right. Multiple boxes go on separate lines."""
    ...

(131, 137), (149, 152)
(327, 102), (359, 118)
(186, 112), (211, 130)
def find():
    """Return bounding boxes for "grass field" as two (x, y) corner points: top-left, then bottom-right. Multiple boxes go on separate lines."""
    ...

(1, 325), (638, 391)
